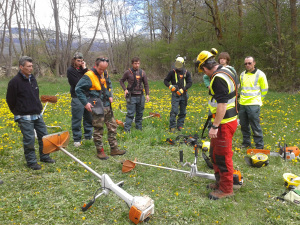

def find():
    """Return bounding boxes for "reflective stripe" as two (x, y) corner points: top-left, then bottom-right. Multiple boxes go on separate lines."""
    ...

(242, 86), (260, 90)
(262, 94), (266, 97)
(209, 97), (236, 107)
(174, 70), (186, 87)
(261, 88), (268, 92)
(241, 92), (261, 96)
(254, 71), (260, 86)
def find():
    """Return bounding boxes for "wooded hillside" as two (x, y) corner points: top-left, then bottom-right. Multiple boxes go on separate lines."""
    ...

(0, 0), (299, 91)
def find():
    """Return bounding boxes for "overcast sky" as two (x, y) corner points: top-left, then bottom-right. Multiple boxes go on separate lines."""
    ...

(34, 0), (101, 39)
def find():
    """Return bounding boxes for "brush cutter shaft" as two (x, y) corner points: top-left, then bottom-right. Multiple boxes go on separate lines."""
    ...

(134, 161), (215, 180)
(41, 102), (48, 115)
(134, 161), (191, 174)
(59, 147), (102, 180)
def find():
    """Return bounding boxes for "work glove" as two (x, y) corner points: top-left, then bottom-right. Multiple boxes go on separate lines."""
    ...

(176, 89), (184, 96)
(169, 85), (177, 92)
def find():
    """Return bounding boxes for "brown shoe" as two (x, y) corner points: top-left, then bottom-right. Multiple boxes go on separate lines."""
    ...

(208, 189), (234, 200)
(110, 148), (126, 156)
(206, 183), (219, 190)
(97, 148), (109, 160)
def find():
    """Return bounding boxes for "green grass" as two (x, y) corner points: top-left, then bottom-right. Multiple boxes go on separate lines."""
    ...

(0, 77), (300, 224)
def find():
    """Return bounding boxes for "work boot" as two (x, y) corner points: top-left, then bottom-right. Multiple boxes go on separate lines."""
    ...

(97, 148), (109, 160)
(206, 183), (219, 190)
(110, 148), (126, 156)
(208, 189), (234, 200)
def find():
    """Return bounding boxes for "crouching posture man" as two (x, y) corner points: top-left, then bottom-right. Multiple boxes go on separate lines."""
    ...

(75, 57), (126, 160)
(196, 50), (238, 200)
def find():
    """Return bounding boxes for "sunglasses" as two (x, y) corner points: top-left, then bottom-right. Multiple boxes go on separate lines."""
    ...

(244, 62), (252, 65)
(76, 59), (83, 62)
(97, 58), (109, 63)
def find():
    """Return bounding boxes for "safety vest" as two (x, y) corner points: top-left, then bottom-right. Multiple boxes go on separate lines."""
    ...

(209, 67), (238, 124)
(239, 69), (268, 106)
(85, 70), (108, 91)
(173, 69), (187, 88)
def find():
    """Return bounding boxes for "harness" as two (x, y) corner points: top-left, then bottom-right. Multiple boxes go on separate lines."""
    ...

(128, 68), (144, 94)
(201, 68), (239, 139)
(173, 69), (187, 89)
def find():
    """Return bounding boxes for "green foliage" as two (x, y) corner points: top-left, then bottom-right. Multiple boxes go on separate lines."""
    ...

(0, 79), (300, 224)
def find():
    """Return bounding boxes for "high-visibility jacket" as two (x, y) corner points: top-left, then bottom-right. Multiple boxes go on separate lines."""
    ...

(209, 67), (238, 124)
(85, 70), (108, 91)
(75, 69), (112, 107)
(239, 68), (268, 106)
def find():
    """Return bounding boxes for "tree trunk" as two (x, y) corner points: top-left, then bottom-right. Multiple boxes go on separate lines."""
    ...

(289, 0), (297, 71)
(237, 0), (243, 41)
(52, 0), (60, 77)
(169, 0), (177, 43)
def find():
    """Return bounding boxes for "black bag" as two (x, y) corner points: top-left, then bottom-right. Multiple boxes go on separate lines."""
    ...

(88, 97), (104, 115)
(125, 92), (131, 103)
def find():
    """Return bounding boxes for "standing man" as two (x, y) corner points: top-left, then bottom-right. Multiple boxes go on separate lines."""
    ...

(67, 52), (93, 147)
(119, 57), (150, 132)
(164, 56), (192, 132)
(75, 57), (126, 160)
(239, 56), (268, 149)
(196, 50), (238, 200)
(6, 56), (55, 170)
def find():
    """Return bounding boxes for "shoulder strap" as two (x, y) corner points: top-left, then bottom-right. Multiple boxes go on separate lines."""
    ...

(128, 68), (137, 92)
(211, 68), (239, 114)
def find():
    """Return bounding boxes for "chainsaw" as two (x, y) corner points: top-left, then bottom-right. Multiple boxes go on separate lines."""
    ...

(247, 142), (299, 161)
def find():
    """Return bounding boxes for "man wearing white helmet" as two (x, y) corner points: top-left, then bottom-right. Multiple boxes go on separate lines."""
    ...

(196, 49), (239, 200)
(164, 56), (192, 132)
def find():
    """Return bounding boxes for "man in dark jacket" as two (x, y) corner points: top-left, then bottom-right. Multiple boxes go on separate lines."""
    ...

(164, 56), (192, 132)
(119, 57), (150, 132)
(67, 52), (93, 147)
(6, 56), (55, 170)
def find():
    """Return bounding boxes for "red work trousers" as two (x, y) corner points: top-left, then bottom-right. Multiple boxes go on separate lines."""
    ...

(210, 119), (237, 193)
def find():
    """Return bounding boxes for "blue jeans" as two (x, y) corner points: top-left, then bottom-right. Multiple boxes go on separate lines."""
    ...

(239, 105), (264, 149)
(169, 93), (188, 129)
(124, 95), (145, 131)
(71, 98), (93, 141)
(17, 117), (50, 165)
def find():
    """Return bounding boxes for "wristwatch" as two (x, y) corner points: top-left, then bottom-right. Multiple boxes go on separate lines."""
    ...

(211, 125), (219, 129)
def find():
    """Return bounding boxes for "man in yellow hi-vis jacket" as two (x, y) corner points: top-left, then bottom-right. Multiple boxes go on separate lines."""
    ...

(239, 56), (268, 149)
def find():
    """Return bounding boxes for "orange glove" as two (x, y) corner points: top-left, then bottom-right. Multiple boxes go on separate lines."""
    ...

(176, 89), (184, 96)
(169, 85), (177, 92)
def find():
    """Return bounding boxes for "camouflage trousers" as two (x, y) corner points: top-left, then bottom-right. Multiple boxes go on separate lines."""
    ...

(92, 106), (118, 150)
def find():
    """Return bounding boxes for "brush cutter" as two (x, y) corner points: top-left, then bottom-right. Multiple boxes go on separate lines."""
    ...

(42, 131), (154, 224)
(40, 95), (62, 130)
(122, 145), (243, 188)
(247, 142), (299, 161)
(116, 112), (161, 128)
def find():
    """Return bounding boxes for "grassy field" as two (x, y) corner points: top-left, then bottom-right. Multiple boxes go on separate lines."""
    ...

(0, 77), (300, 224)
